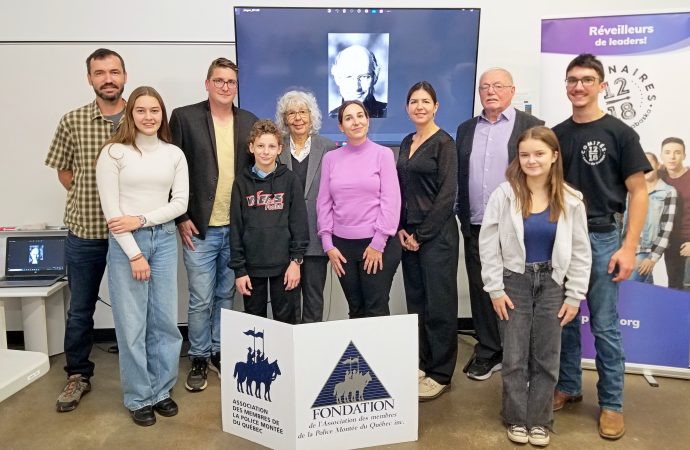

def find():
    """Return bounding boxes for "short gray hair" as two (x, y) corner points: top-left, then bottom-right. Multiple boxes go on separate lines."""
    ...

(274, 90), (323, 137)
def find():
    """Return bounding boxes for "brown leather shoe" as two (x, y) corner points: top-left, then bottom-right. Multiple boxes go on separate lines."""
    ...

(599, 409), (625, 439)
(553, 389), (583, 411)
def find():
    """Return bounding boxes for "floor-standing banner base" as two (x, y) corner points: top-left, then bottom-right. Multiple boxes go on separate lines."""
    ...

(221, 310), (418, 450)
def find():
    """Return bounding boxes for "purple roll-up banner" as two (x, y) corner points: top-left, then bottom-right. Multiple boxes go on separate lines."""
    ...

(580, 281), (690, 369)
(541, 12), (690, 376)
(542, 13), (690, 56)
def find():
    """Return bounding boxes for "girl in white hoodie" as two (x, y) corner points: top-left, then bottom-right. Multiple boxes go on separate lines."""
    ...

(479, 126), (591, 446)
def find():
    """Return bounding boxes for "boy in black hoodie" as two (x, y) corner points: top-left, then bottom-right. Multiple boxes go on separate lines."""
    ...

(230, 120), (309, 323)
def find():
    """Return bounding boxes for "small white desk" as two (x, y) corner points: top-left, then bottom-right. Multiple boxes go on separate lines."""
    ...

(0, 281), (68, 356)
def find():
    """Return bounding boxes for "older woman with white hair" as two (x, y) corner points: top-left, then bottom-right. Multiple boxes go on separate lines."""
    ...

(275, 90), (337, 323)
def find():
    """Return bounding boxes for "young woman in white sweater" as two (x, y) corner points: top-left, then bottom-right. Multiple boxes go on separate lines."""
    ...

(479, 126), (591, 446)
(96, 86), (189, 426)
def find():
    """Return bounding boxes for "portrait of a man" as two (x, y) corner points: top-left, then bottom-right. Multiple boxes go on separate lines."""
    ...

(328, 34), (389, 118)
(28, 244), (42, 265)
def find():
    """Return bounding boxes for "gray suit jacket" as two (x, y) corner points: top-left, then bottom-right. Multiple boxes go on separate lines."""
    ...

(455, 109), (544, 237)
(279, 134), (337, 256)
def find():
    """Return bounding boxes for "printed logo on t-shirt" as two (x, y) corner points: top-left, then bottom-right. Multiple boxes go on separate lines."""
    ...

(581, 140), (607, 166)
(246, 190), (285, 210)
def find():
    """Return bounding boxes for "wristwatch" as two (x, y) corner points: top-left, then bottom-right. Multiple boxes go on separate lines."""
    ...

(138, 215), (147, 228)
(291, 258), (304, 265)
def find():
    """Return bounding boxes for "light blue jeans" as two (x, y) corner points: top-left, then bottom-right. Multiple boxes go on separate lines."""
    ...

(558, 228), (625, 412)
(183, 225), (234, 358)
(108, 221), (182, 411)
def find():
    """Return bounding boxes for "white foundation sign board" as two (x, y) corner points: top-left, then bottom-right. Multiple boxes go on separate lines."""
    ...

(221, 310), (418, 449)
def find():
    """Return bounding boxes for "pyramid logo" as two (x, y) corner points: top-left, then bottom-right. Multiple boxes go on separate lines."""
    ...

(312, 341), (390, 408)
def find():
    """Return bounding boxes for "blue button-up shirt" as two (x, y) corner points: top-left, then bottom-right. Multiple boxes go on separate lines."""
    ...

(468, 106), (516, 225)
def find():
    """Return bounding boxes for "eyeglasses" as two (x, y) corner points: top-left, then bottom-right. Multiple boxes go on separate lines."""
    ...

(286, 109), (309, 120)
(565, 76), (598, 87)
(478, 83), (512, 92)
(211, 78), (238, 89)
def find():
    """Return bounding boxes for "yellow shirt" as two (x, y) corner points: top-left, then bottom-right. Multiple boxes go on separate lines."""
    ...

(209, 117), (235, 226)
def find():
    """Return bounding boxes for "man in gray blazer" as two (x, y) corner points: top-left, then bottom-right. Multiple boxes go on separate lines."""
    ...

(456, 68), (544, 381)
(170, 58), (257, 392)
(276, 90), (337, 323)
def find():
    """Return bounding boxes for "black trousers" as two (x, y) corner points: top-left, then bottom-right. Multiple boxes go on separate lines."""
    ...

(402, 219), (459, 385)
(333, 235), (402, 318)
(665, 239), (686, 290)
(243, 268), (298, 324)
(464, 225), (502, 361)
(295, 255), (329, 323)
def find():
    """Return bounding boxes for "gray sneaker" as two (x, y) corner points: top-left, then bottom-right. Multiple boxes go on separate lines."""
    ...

(56, 374), (91, 412)
(529, 426), (550, 446)
(507, 425), (529, 444)
(185, 357), (208, 391)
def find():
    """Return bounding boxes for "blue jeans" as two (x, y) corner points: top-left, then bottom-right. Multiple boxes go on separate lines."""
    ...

(629, 252), (653, 284)
(108, 222), (182, 411)
(64, 232), (108, 378)
(558, 229), (625, 412)
(183, 225), (234, 358)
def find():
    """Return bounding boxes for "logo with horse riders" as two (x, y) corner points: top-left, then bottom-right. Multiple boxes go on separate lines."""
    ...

(233, 328), (282, 402)
(311, 341), (390, 408)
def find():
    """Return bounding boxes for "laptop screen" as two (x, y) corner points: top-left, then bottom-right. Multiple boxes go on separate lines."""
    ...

(5, 236), (66, 276)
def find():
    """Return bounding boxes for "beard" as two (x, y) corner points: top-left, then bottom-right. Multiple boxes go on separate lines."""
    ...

(94, 83), (124, 102)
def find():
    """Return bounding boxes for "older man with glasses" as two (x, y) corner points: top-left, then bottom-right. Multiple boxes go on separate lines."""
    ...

(455, 67), (544, 382)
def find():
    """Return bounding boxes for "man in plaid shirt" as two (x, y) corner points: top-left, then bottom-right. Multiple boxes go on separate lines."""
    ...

(45, 48), (127, 412)
(624, 152), (677, 284)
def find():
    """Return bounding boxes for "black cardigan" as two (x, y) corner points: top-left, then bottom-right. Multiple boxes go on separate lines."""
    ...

(397, 129), (457, 243)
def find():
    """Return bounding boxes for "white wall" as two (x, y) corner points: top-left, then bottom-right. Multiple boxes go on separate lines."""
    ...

(1, 0), (686, 330)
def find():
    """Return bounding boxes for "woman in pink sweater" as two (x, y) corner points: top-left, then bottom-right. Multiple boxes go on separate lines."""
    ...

(317, 100), (401, 317)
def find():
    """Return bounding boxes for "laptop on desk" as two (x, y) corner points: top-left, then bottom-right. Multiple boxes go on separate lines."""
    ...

(0, 235), (67, 288)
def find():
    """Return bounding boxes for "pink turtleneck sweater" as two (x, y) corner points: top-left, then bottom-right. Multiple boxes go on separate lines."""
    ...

(316, 138), (400, 252)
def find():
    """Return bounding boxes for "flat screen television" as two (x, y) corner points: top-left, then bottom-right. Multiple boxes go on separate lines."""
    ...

(234, 7), (481, 146)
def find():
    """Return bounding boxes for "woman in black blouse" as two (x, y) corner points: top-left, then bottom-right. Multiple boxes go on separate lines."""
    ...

(397, 81), (459, 401)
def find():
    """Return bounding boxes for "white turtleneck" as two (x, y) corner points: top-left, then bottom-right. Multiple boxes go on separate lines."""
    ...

(96, 133), (189, 258)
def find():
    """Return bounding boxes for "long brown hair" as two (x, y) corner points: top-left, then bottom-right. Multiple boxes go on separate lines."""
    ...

(506, 126), (566, 221)
(98, 86), (172, 161)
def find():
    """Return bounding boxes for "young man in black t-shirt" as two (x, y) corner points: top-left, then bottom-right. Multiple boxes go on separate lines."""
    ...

(552, 54), (650, 440)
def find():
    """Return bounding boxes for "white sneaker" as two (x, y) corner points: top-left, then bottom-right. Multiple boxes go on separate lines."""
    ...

(528, 426), (550, 446)
(418, 369), (426, 381)
(418, 377), (449, 401)
(507, 425), (528, 444)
